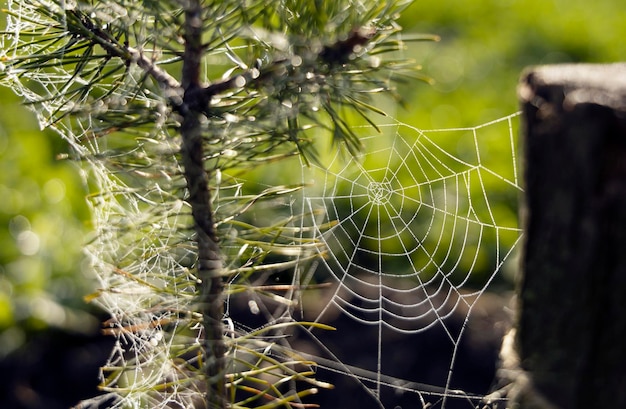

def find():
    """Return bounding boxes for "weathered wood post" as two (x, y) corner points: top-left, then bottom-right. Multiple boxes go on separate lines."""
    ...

(494, 64), (626, 409)
(496, 63), (626, 408)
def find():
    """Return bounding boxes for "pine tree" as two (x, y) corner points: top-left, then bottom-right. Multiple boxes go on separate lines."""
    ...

(0, 1), (432, 407)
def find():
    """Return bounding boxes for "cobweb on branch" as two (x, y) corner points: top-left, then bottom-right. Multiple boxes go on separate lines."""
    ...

(295, 112), (523, 408)
(1, 3), (523, 406)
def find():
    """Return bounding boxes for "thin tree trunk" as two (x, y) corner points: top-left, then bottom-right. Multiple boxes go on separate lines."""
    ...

(180, 2), (227, 408)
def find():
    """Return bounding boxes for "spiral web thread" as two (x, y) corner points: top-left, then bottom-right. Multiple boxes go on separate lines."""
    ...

(298, 113), (523, 408)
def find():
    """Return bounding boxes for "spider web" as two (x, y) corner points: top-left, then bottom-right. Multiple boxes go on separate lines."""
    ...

(1, 2), (523, 406)
(292, 112), (523, 409)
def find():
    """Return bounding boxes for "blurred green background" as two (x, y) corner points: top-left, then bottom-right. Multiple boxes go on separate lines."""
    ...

(1, 0), (626, 402)
(0, 87), (98, 352)
(399, 0), (626, 128)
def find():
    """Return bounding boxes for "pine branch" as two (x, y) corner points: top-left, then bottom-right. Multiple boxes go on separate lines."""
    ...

(65, 9), (182, 99)
(1, 2), (434, 408)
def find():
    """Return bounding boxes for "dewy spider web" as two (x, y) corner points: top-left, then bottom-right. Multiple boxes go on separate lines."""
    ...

(1, 1), (522, 406)
(298, 113), (523, 408)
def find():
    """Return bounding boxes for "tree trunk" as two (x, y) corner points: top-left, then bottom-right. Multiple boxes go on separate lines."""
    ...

(500, 63), (626, 408)
(180, 2), (227, 408)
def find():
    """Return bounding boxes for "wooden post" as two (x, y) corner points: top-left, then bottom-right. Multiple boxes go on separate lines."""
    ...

(497, 63), (626, 409)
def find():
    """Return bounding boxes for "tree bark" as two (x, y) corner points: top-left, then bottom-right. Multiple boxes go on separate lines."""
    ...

(503, 63), (626, 408)
(180, 2), (227, 408)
